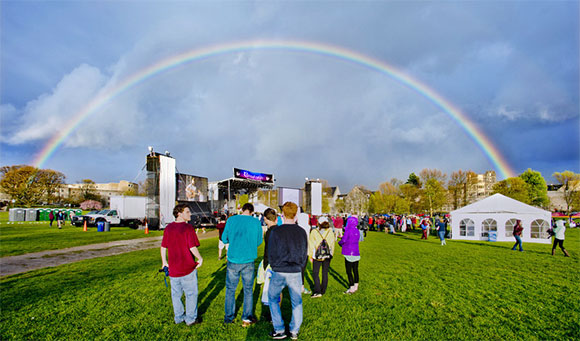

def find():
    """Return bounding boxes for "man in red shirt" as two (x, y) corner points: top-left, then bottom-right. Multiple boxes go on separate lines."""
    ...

(333, 215), (344, 238)
(161, 204), (204, 325)
(309, 215), (318, 228)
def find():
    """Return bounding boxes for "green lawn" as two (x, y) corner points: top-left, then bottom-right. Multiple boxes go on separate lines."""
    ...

(1, 230), (578, 340)
(0, 221), (163, 257)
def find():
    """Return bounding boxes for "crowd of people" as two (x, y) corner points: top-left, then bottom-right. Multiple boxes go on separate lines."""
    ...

(48, 210), (68, 229)
(159, 203), (570, 339)
(161, 202), (364, 339)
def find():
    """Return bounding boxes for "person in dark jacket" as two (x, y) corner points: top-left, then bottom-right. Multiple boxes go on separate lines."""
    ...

(267, 202), (308, 340)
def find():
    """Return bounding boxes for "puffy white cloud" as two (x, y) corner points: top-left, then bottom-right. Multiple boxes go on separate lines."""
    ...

(6, 64), (107, 144)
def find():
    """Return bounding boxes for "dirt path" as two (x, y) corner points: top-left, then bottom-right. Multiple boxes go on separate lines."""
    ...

(0, 230), (218, 277)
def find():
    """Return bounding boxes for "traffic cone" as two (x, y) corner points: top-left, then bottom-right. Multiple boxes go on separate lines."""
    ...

(145, 222), (149, 234)
(83, 220), (87, 232)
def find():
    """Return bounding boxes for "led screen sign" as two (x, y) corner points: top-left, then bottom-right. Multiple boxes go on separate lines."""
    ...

(234, 168), (274, 183)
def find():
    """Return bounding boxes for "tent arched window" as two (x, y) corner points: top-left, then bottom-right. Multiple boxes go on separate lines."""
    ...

(481, 218), (497, 238)
(460, 218), (475, 236)
(531, 219), (549, 239)
(505, 218), (518, 237)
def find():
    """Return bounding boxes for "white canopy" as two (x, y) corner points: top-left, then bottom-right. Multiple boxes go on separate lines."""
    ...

(450, 194), (551, 244)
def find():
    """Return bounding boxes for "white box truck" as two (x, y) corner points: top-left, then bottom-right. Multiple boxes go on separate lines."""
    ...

(80, 196), (148, 228)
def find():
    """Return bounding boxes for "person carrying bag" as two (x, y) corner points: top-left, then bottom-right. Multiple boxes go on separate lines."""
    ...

(308, 217), (336, 298)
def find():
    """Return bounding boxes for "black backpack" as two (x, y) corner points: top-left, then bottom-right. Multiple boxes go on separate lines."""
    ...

(314, 230), (332, 260)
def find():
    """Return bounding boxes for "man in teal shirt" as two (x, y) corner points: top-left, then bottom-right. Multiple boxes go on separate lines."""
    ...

(221, 203), (263, 326)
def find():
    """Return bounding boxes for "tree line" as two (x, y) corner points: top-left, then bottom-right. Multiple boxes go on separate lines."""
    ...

(0, 165), (141, 207)
(336, 169), (580, 216)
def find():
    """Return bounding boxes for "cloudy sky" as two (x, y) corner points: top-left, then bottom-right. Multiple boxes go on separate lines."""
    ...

(1, 1), (578, 191)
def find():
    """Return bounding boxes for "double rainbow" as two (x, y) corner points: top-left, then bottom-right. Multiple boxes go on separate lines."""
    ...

(32, 39), (515, 179)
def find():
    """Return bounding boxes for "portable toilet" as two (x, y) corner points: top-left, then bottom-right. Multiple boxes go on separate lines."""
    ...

(25, 208), (38, 221)
(38, 208), (48, 221)
(9, 208), (26, 221)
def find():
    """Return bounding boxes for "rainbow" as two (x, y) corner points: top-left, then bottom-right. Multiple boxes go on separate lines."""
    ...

(32, 39), (516, 179)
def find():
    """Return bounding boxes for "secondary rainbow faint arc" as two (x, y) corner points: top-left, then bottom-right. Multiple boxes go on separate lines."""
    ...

(32, 39), (516, 179)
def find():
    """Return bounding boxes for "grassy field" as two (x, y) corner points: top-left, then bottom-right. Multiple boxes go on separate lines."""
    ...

(0, 221), (164, 257)
(1, 229), (578, 340)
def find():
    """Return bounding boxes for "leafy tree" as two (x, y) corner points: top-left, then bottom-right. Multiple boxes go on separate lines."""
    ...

(447, 170), (479, 208)
(389, 177), (403, 188)
(552, 171), (580, 215)
(492, 177), (529, 203)
(519, 169), (549, 207)
(405, 173), (421, 188)
(399, 183), (422, 213)
(572, 191), (580, 213)
(236, 193), (249, 210)
(394, 197), (411, 215)
(322, 192), (331, 214)
(422, 178), (447, 217)
(419, 168), (447, 184)
(257, 189), (278, 210)
(378, 181), (398, 195)
(38, 169), (65, 203)
(448, 170), (467, 209)
(334, 197), (345, 214)
(122, 186), (139, 196)
(369, 192), (391, 214)
(79, 179), (98, 201)
(0, 165), (65, 206)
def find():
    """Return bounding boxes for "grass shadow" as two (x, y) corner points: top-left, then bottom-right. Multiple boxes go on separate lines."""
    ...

(451, 239), (550, 255)
(197, 263), (227, 317)
(328, 264), (349, 289)
(303, 262), (313, 290)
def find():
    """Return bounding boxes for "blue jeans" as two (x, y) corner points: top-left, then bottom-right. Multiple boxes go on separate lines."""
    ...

(512, 235), (523, 251)
(438, 231), (446, 241)
(169, 270), (198, 324)
(268, 271), (303, 334)
(224, 261), (255, 322)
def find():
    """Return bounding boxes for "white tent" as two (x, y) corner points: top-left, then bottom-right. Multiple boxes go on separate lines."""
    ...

(450, 193), (551, 244)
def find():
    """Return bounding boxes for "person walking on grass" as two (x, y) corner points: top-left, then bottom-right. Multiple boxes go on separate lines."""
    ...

(221, 203), (263, 327)
(420, 219), (429, 240)
(308, 216), (336, 298)
(339, 216), (360, 294)
(259, 208), (279, 322)
(296, 207), (312, 295)
(49, 211), (55, 227)
(511, 219), (524, 252)
(216, 215), (228, 260)
(160, 204), (203, 326)
(267, 202), (308, 340)
(56, 210), (64, 229)
(552, 220), (570, 257)
(436, 217), (446, 246)
(333, 215), (344, 238)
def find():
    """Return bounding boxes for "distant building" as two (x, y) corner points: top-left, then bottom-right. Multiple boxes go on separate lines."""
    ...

(548, 181), (579, 212)
(468, 170), (497, 203)
(344, 186), (372, 215)
(323, 186), (341, 214)
(58, 180), (138, 206)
